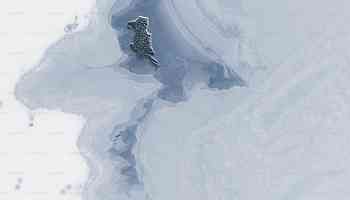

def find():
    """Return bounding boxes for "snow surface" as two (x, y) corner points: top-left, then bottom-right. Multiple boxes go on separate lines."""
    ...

(12, 0), (350, 200)
(139, 0), (350, 199)
(0, 0), (94, 199)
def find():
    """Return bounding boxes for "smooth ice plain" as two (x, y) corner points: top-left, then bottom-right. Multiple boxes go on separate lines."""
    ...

(15, 0), (350, 200)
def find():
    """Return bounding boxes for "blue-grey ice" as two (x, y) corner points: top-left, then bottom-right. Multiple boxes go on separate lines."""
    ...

(15, 0), (350, 200)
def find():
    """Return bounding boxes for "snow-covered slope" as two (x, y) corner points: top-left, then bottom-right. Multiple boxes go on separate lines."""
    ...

(138, 0), (350, 200)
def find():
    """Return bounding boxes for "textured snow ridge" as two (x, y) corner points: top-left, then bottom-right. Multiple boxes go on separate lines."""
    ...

(14, 0), (350, 200)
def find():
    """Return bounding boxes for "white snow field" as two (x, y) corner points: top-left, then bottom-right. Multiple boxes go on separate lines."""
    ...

(0, 0), (94, 199)
(138, 0), (350, 200)
(6, 0), (350, 200)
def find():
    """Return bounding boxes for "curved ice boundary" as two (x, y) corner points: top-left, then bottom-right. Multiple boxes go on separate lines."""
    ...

(15, 0), (247, 199)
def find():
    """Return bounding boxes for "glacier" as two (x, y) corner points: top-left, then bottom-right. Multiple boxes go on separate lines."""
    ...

(15, 0), (350, 199)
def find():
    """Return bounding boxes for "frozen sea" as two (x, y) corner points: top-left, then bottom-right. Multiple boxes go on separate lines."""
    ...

(6, 0), (350, 200)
